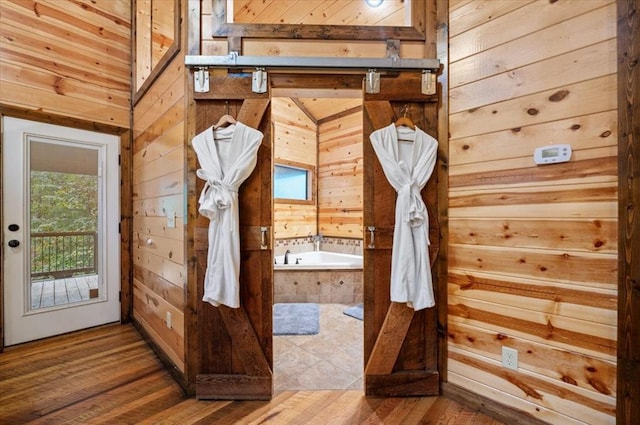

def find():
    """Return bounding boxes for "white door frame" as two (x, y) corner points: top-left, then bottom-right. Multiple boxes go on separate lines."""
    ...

(2, 116), (121, 346)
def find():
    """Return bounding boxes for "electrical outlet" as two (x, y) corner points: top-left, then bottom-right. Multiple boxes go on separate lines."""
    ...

(166, 312), (172, 329)
(502, 346), (518, 370)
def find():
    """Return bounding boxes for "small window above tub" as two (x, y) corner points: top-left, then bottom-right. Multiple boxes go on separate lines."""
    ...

(274, 162), (315, 204)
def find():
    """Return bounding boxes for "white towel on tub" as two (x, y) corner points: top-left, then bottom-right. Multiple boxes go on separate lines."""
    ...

(192, 122), (263, 308)
(369, 123), (438, 311)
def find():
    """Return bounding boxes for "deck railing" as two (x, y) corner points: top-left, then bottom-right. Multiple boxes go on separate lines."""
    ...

(31, 231), (97, 279)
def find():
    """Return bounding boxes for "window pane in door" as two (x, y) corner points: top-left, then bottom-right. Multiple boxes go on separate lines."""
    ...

(29, 140), (101, 311)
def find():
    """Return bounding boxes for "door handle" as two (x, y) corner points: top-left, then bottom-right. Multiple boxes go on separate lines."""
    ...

(8, 240), (20, 248)
(367, 226), (375, 249)
(8, 224), (19, 231)
(260, 226), (269, 250)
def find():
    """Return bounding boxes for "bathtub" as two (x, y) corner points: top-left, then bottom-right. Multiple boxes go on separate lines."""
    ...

(273, 251), (363, 304)
(274, 251), (363, 270)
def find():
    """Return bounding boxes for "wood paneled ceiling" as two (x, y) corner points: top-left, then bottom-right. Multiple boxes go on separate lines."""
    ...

(296, 97), (362, 122)
(272, 87), (362, 122)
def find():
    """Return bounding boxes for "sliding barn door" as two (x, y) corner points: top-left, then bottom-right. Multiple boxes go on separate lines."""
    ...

(363, 74), (440, 396)
(193, 75), (273, 400)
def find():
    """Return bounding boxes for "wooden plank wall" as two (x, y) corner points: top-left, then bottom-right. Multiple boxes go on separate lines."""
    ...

(272, 97), (317, 239)
(447, 1), (618, 424)
(0, 0), (131, 128)
(135, 0), (176, 93)
(200, 0), (426, 58)
(318, 109), (363, 239)
(231, 0), (406, 26)
(132, 10), (187, 373)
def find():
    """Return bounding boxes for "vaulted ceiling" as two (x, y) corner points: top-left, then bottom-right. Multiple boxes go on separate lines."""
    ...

(271, 87), (362, 122)
(296, 96), (362, 122)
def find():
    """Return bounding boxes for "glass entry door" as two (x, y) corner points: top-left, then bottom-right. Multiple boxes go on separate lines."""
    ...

(2, 117), (120, 346)
(29, 140), (101, 310)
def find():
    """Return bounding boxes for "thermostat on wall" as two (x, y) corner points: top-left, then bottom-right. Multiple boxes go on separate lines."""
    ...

(534, 144), (572, 165)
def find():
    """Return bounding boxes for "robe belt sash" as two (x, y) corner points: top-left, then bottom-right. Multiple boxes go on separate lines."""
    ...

(396, 163), (429, 243)
(196, 169), (237, 226)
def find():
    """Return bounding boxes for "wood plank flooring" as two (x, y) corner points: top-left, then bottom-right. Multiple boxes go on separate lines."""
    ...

(30, 274), (98, 309)
(0, 324), (505, 424)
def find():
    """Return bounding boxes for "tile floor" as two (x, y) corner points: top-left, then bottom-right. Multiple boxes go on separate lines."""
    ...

(273, 303), (363, 392)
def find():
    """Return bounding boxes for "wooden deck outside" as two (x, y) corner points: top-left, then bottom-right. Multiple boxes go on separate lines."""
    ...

(30, 274), (98, 310)
(0, 324), (507, 424)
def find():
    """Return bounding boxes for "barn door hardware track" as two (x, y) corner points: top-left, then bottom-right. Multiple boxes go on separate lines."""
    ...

(186, 53), (440, 94)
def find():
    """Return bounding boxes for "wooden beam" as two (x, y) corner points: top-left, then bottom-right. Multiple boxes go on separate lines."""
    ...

(211, 0), (226, 36)
(0, 106), (128, 135)
(435, 0), (449, 384)
(270, 74), (363, 92)
(366, 371), (439, 397)
(194, 75), (269, 100)
(366, 75), (438, 102)
(365, 302), (415, 375)
(218, 307), (271, 377)
(187, 0), (201, 55)
(317, 105), (363, 125)
(195, 374), (271, 400)
(237, 98), (270, 129)
(213, 23), (425, 41)
(120, 129), (133, 323)
(617, 1), (640, 424)
(184, 54), (200, 395)
(291, 98), (317, 125)
(364, 100), (394, 130)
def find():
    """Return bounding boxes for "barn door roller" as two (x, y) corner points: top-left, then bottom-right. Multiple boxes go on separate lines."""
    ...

(366, 69), (380, 94)
(195, 67), (209, 93)
(252, 67), (268, 94)
(186, 53), (440, 94)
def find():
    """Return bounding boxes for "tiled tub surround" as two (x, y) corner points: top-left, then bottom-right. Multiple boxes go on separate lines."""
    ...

(274, 268), (363, 304)
(274, 251), (362, 269)
(274, 238), (363, 304)
(274, 236), (362, 257)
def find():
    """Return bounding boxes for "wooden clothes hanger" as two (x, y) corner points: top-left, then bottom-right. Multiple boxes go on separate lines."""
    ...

(213, 102), (237, 129)
(213, 114), (236, 129)
(394, 105), (415, 130)
(395, 105), (416, 142)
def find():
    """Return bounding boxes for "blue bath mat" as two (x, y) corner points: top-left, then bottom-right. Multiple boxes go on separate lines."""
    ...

(273, 303), (320, 335)
(343, 303), (363, 321)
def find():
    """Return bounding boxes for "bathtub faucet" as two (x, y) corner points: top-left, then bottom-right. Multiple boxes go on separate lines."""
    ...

(284, 250), (290, 264)
(313, 233), (323, 251)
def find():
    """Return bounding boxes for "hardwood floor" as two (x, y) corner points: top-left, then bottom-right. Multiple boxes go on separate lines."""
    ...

(0, 324), (505, 424)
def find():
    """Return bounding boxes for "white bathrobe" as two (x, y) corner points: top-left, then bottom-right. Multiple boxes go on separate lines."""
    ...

(192, 122), (263, 308)
(370, 123), (438, 311)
